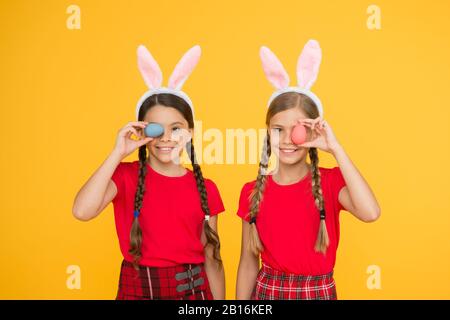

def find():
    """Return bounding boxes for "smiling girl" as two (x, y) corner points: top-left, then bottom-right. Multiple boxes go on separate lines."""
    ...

(72, 45), (225, 300)
(236, 40), (380, 300)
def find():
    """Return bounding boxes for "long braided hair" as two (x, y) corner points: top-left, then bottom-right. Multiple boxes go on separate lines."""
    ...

(129, 93), (222, 269)
(248, 92), (329, 255)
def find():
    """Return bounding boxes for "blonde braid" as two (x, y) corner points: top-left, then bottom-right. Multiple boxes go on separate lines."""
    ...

(309, 147), (329, 254)
(248, 134), (271, 256)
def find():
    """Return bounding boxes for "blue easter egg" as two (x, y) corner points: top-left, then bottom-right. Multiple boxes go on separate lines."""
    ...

(144, 123), (164, 138)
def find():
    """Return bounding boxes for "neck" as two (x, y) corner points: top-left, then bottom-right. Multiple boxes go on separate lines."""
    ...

(273, 159), (310, 185)
(147, 156), (187, 177)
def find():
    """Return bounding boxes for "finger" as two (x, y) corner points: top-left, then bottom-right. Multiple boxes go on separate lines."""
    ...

(300, 122), (313, 128)
(119, 128), (133, 138)
(124, 127), (139, 139)
(137, 137), (153, 147)
(299, 142), (314, 148)
(136, 128), (144, 139)
(123, 122), (147, 132)
(297, 118), (315, 124)
(127, 121), (149, 127)
(312, 117), (322, 129)
(119, 124), (139, 137)
(313, 123), (323, 131)
(314, 126), (324, 136)
(129, 124), (147, 131)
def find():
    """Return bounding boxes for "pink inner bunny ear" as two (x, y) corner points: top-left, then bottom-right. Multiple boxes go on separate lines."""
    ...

(168, 45), (202, 90)
(297, 39), (322, 89)
(137, 45), (163, 89)
(260, 46), (290, 89)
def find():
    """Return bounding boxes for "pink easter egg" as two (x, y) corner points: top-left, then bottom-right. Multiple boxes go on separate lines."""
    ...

(291, 124), (307, 145)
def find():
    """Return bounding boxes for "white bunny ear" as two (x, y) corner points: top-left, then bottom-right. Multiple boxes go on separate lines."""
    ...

(137, 45), (163, 89)
(168, 45), (202, 91)
(297, 39), (322, 89)
(260, 46), (290, 89)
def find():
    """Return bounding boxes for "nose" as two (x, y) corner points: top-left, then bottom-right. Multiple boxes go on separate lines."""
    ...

(281, 128), (294, 145)
(159, 126), (172, 142)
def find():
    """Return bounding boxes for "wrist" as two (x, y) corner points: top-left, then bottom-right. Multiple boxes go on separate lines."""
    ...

(109, 149), (124, 163)
(329, 143), (344, 156)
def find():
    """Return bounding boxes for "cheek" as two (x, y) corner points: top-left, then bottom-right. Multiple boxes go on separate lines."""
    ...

(298, 148), (308, 158)
(170, 129), (190, 143)
(271, 131), (290, 147)
(282, 131), (291, 142)
(269, 132), (280, 146)
(147, 140), (159, 154)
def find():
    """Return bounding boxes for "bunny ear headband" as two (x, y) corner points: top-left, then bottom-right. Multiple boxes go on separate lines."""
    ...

(260, 39), (324, 116)
(135, 44), (201, 120)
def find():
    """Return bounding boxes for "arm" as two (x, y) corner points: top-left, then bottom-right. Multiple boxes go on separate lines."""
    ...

(331, 144), (381, 223)
(72, 121), (152, 221)
(298, 117), (381, 223)
(72, 151), (121, 221)
(203, 215), (226, 299)
(236, 220), (260, 299)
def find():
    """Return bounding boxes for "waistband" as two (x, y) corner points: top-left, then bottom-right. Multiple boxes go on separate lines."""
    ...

(121, 259), (204, 271)
(260, 262), (334, 281)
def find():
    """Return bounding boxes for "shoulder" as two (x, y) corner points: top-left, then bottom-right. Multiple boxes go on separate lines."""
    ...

(239, 180), (256, 197)
(186, 170), (222, 195)
(318, 166), (334, 174)
(318, 166), (346, 187)
(203, 177), (222, 194)
(116, 160), (139, 173)
(319, 166), (341, 178)
(113, 161), (144, 182)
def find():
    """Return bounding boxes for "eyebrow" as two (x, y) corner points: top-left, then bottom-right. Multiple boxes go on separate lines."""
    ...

(170, 121), (184, 126)
(270, 123), (285, 128)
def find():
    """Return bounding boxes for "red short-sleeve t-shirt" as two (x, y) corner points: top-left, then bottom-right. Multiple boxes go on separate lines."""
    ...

(111, 161), (225, 267)
(236, 167), (346, 276)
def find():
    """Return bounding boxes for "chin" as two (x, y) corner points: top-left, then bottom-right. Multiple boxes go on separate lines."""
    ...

(155, 152), (176, 164)
(279, 156), (302, 166)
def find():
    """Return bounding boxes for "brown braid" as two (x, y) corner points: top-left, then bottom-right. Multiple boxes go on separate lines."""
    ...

(188, 141), (223, 268)
(309, 147), (329, 254)
(129, 145), (148, 269)
(247, 133), (271, 256)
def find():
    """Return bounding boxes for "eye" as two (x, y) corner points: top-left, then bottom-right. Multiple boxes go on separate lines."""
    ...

(272, 128), (282, 132)
(172, 127), (181, 132)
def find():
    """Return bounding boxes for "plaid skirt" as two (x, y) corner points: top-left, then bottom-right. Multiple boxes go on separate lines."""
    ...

(251, 263), (337, 300)
(116, 259), (214, 300)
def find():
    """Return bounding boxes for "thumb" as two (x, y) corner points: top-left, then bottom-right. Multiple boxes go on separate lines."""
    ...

(137, 137), (153, 147)
(299, 142), (314, 148)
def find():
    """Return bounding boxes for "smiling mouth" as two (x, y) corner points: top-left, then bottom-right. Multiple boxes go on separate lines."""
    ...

(155, 146), (176, 153)
(279, 147), (299, 154)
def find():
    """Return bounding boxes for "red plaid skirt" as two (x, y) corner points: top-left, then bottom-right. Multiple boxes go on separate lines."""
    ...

(251, 263), (337, 300)
(116, 260), (214, 300)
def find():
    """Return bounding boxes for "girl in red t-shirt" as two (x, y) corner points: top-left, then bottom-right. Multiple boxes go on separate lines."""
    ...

(73, 45), (225, 300)
(236, 40), (381, 300)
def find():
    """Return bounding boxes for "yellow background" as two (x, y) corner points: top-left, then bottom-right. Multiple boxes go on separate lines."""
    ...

(1, 0), (449, 299)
